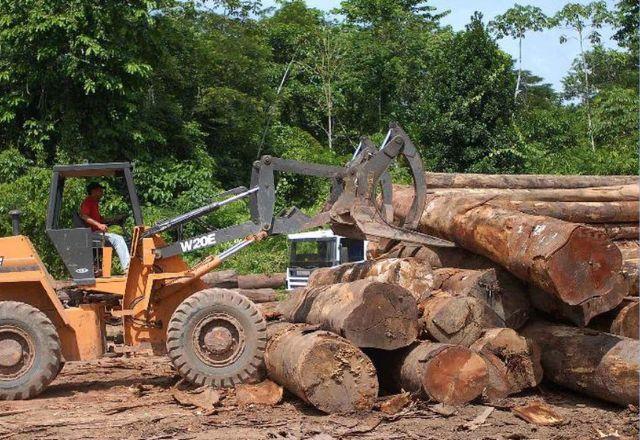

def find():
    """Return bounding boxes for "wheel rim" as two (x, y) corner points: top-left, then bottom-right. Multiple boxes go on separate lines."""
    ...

(192, 313), (246, 368)
(0, 326), (35, 381)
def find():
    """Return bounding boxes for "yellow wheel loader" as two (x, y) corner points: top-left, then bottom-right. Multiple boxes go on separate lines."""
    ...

(0, 124), (452, 399)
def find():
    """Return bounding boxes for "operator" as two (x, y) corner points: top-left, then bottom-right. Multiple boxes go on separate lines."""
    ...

(79, 182), (130, 271)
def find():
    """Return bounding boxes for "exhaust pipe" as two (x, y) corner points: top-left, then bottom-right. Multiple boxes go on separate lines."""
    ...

(9, 210), (21, 235)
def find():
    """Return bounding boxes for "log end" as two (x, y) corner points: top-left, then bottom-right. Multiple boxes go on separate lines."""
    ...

(422, 346), (488, 406)
(300, 335), (379, 413)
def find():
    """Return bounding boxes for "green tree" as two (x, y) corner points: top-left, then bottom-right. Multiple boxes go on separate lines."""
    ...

(554, 1), (612, 151)
(489, 5), (548, 102)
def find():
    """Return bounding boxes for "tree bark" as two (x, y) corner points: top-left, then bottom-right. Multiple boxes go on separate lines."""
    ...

(623, 259), (638, 296)
(308, 258), (434, 301)
(615, 240), (639, 261)
(202, 269), (238, 288)
(264, 322), (378, 414)
(587, 223), (639, 240)
(278, 280), (419, 350)
(418, 184), (639, 202)
(233, 288), (277, 303)
(418, 291), (501, 347)
(610, 299), (639, 339)
(256, 301), (282, 321)
(393, 187), (626, 325)
(424, 172), (637, 190)
(432, 268), (530, 329)
(521, 320), (640, 406)
(469, 328), (542, 400)
(485, 200), (639, 223)
(369, 342), (488, 405)
(237, 273), (286, 289)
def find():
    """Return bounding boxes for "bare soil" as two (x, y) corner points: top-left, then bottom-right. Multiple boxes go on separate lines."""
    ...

(0, 356), (636, 440)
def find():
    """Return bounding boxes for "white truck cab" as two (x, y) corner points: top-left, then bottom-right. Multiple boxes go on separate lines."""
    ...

(286, 230), (367, 290)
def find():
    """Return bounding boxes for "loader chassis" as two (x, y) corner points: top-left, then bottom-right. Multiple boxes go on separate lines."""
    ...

(0, 123), (453, 399)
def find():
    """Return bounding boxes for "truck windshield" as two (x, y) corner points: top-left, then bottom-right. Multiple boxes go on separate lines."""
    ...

(289, 238), (336, 269)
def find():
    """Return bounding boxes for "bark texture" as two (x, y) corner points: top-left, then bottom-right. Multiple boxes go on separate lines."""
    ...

(418, 291), (501, 347)
(522, 320), (640, 406)
(610, 299), (639, 339)
(202, 270), (286, 289)
(233, 288), (277, 303)
(469, 328), (542, 400)
(308, 257), (434, 301)
(264, 322), (378, 414)
(278, 280), (419, 350)
(588, 223), (639, 240)
(393, 187), (626, 325)
(486, 200), (639, 224)
(424, 172), (637, 189)
(432, 268), (530, 329)
(370, 342), (488, 405)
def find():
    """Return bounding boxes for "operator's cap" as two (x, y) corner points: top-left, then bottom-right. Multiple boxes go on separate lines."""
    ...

(86, 181), (105, 194)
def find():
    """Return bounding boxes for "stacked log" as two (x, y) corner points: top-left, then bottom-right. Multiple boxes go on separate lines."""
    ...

(392, 186), (627, 326)
(202, 270), (286, 303)
(260, 170), (637, 413)
(265, 322), (378, 413)
(278, 279), (419, 350)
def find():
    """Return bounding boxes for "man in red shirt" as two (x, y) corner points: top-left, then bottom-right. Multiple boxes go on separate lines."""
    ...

(80, 182), (130, 271)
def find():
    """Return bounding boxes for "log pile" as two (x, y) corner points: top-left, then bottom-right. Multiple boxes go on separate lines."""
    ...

(252, 172), (638, 414)
(202, 269), (285, 303)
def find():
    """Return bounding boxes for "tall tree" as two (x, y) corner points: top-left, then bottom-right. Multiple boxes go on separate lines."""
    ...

(554, 1), (611, 151)
(489, 5), (548, 102)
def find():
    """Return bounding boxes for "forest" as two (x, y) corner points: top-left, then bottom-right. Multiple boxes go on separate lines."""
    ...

(0, 0), (637, 275)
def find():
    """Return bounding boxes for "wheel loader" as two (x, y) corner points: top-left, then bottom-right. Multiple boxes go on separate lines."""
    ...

(0, 124), (452, 400)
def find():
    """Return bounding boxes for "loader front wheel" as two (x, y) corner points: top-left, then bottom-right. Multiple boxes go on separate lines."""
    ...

(167, 289), (266, 387)
(0, 301), (61, 400)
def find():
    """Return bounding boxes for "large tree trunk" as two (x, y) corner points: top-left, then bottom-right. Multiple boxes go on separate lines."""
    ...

(419, 291), (501, 347)
(591, 298), (639, 339)
(278, 280), (419, 350)
(469, 328), (542, 400)
(587, 223), (639, 240)
(392, 188), (626, 325)
(202, 269), (238, 288)
(264, 322), (378, 414)
(370, 342), (488, 405)
(522, 320), (640, 406)
(424, 172), (637, 189)
(432, 268), (530, 329)
(420, 184), (639, 202)
(485, 200), (639, 224)
(308, 258), (434, 301)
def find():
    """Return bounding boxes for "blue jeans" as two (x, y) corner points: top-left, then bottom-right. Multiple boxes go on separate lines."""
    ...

(105, 233), (130, 271)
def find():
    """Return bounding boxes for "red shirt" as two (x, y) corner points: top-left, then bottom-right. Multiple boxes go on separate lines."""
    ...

(80, 197), (103, 231)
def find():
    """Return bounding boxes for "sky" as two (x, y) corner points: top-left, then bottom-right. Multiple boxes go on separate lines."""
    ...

(261, 0), (620, 92)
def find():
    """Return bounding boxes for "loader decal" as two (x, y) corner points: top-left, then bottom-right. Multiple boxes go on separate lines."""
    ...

(180, 233), (217, 253)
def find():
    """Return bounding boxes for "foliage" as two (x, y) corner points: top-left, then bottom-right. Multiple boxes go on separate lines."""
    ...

(0, 0), (635, 277)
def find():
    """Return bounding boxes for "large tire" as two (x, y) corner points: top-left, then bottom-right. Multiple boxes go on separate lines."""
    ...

(167, 289), (266, 387)
(0, 301), (61, 400)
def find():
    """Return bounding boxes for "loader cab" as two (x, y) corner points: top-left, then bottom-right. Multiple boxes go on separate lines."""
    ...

(286, 230), (367, 290)
(45, 163), (143, 285)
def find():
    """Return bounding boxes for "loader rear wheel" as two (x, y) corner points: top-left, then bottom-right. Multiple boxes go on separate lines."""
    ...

(0, 301), (61, 400)
(167, 289), (266, 387)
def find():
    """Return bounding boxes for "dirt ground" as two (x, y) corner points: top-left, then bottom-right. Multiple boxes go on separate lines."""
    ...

(0, 356), (636, 440)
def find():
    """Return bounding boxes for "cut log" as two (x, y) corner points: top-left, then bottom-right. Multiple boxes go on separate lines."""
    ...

(419, 290), (501, 347)
(370, 342), (488, 405)
(393, 187), (626, 325)
(432, 268), (530, 329)
(308, 258), (434, 301)
(521, 320), (640, 406)
(265, 322), (378, 414)
(237, 273), (286, 289)
(588, 223), (639, 240)
(279, 280), (419, 350)
(623, 259), (638, 296)
(469, 328), (542, 400)
(233, 288), (277, 303)
(202, 269), (238, 288)
(615, 240), (640, 260)
(422, 183), (639, 202)
(610, 299), (639, 339)
(424, 172), (638, 189)
(486, 200), (639, 223)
